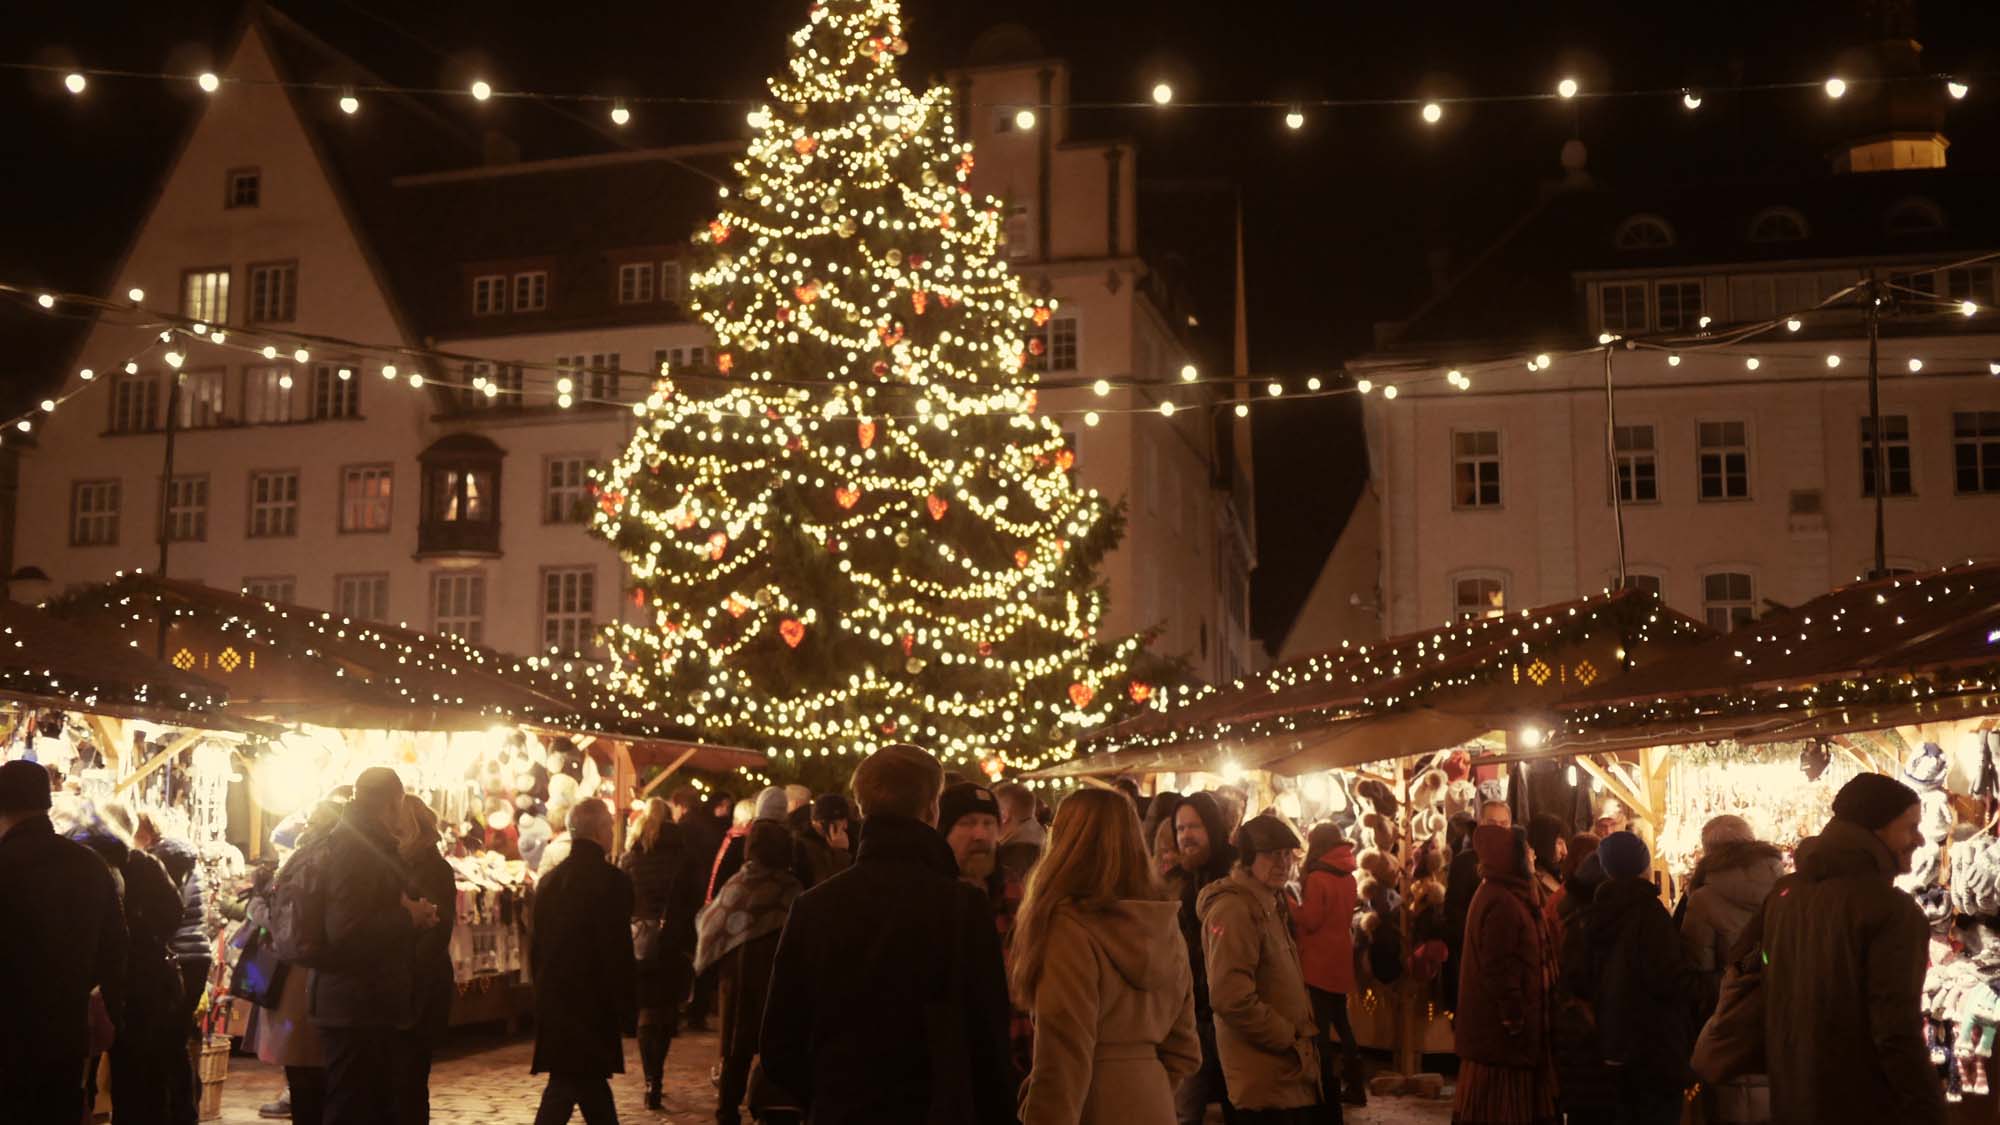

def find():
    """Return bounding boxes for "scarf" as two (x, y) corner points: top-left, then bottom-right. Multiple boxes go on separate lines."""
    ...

(693, 859), (802, 975)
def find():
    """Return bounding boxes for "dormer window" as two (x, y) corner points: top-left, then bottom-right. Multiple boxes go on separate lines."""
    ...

(1613, 214), (1675, 251)
(1887, 197), (1947, 235)
(1748, 207), (1809, 244)
(418, 433), (505, 557)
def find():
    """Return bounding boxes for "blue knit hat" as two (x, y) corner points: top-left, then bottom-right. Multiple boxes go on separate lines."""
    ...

(1597, 830), (1652, 880)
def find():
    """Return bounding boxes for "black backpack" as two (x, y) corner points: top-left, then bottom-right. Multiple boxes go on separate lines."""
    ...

(269, 833), (335, 968)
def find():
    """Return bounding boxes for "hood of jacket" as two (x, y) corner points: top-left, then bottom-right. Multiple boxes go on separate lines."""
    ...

(1311, 844), (1357, 876)
(1696, 840), (1785, 910)
(1798, 818), (1898, 884)
(1066, 899), (1186, 992)
(1195, 865), (1278, 924)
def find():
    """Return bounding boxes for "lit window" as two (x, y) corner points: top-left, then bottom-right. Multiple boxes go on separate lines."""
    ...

(1748, 207), (1808, 243)
(544, 457), (593, 523)
(311, 364), (358, 420)
(431, 571), (487, 643)
(242, 365), (298, 424)
(1452, 430), (1502, 508)
(1953, 412), (2000, 494)
(512, 271), (548, 312)
(241, 577), (294, 604)
(540, 567), (597, 653)
(1698, 421), (1750, 501)
(1613, 424), (1657, 503)
(1599, 282), (1648, 334)
(182, 268), (230, 323)
(472, 275), (507, 316)
(246, 262), (297, 323)
(1861, 415), (1913, 498)
(1703, 572), (1755, 631)
(1453, 575), (1507, 621)
(340, 465), (393, 532)
(1654, 281), (1703, 332)
(162, 475), (208, 542)
(335, 574), (390, 623)
(617, 263), (654, 304)
(248, 470), (299, 538)
(110, 371), (159, 434)
(69, 480), (120, 547)
(177, 370), (228, 429)
(226, 168), (260, 209)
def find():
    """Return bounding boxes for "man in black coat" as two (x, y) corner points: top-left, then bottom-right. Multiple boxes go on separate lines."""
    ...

(131, 809), (209, 1125)
(671, 784), (725, 1030)
(311, 767), (437, 1125)
(1443, 799), (1512, 1014)
(0, 760), (126, 1125)
(761, 744), (1014, 1125)
(1171, 790), (1240, 1125)
(532, 796), (637, 1124)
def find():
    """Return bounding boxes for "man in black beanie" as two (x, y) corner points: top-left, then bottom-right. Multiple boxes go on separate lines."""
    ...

(0, 759), (127, 1124)
(1761, 771), (1943, 1124)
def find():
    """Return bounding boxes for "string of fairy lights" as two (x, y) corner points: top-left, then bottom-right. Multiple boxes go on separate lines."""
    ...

(9, 54), (1984, 133)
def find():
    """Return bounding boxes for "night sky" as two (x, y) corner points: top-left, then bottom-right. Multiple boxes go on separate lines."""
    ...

(8, 0), (2000, 651)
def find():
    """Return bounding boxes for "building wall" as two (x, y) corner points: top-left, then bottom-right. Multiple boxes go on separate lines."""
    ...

(1366, 335), (2000, 633)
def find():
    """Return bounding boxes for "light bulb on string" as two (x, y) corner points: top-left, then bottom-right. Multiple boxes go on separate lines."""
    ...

(1908, 358), (1924, 373)
(339, 91), (359, 115)
(1534, 354), (1551, 370)
(1157, 400), (1176, 417)
(1667, 354), (1682, 367)
(1557, 78), (1578, 99)
(1948, 80), (1970, 100)
(382, 364), (398, 380)
(1356, 379), (1373, 395)
(79, 368), (94, 382)
(1234, 403), (1250, 418)
(197, 72), (220, 94)
(64, 73), (86, 94)
(610, 102), (631, 126)
(1988, 362), (2000, 376)
(1014, 108), (1037, 130)
(1682, 89), (1703, 110)
(36, 294), (54, 310)
(1745, 357), (1760, 370)
(1382, 384), (1399, 400)
(1306, 376), (1322, 391)
(127, 287), (144, 302)
(1786, 318), (1802, 332)
(1180, 363), (1198, 382)
(1826, 354), (1841, 368)
(1285, 107), (1305, 130)
(1964, 301), (1979, 317)
(292, 348), (310, 363)
(1266, 381), (1283, 397)
(471, 80), (493, 101)
(1091, 379), (1110, 397)
(1083, 411), (1100, 427)
(1421, 102), (1443, 124)
(1825, 77), (1847, 99)
(1151, 82), (1174, 106)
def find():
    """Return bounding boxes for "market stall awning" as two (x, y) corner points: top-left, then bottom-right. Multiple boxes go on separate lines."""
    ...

(0, 597), (269, 731)
(1026, 587), (1713, 780)
(1555, 561), (2000, 752)
(43, 577), (764, 765)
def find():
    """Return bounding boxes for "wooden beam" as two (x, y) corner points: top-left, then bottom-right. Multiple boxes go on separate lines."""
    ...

(115, 730), (204, 794)
(1577, 755), (1656, 826)
(611, 741), (636, 857)
(1830, 736), (1879, 777)
(86, 715), (128, 769)
(637, 745), (701, 800)
(1078, 776), (1116, 791)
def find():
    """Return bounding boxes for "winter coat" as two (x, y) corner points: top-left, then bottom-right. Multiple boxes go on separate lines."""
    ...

(1680, 840), (1783, 979)
(708, 828), (747, 904)
(531, 838), (637, 1077)
(1175, 791), (1238, 1025)
(252, 956), (322, 1067)
(150, 835), (209, 965)
(1291, 850), (1358, 995)
(308, 808), (415, 1029)
(791, 822), (850, 890)
(1197, 869), (1321, 1111)
(620, 829), (691, 1010)
(0, 815), (126, 1090)
(1560, 877), (1695, 1087)
(997, 818), (1046, 881)
(760, 813), (1015, 1125)
(1453, 871), (1549, 1068)
(1442, 846), (1480, 1010)
(403, 846), (458, 1043)
(1018, 900), (1200, 1125)
(78, 829), (184, 1041)
(1762, 818), (1946, 1125)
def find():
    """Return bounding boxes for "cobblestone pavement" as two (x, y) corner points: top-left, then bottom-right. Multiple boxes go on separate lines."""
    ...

(211, 1031), (1453, 1124)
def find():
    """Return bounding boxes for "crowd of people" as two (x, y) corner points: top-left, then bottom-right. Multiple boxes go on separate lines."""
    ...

(0, 745), (1959, 1125)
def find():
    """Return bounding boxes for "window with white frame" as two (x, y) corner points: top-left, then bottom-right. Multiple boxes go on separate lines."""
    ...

(1862, 415), (1913, 498)
(340, 465), (393, 532)
(182, 268), (229, 323)
(1452, 430), (1502, 508)
(311, 364), (358, 420)
(110, 371), (159, 433)
(248, 470), (299, 538)
(512, 271), (547, 312)
(162, 475), (208, 542)
(1028, 316), (1079, 373)
(659, 261), (685, 303)
(247, 262), (297, 323)
(1613, 424), (1658, 503)
(544, 457), (593, 524)
(460, 361), (523, 409)
(1945, 266), (1998, 308)
(1703, 572), (1756, 630)
(1655, 281), (1703, 332)
(1452, 574), (1507, 621)
(1004, 202), (1031, 261)
(589, 353), (621, 401)
(335, 573), (389, 623)
(1954, 412), (2000, 494)
(1698, 420), (1750, 500)
(242, 365), (298, 424)
(617, 263), (653, 304)
(1626, 572), (1665, 599)
(70, 480), (120, 547)
(472, 275), (507, 316)
(241, 577), (294, 603)
(1599, 282), (1648, 335)
(541, 567), (597, 653)
(226, 168), (260, 209)
(431, 571), (486, 643)
(178, 369), (228, 429)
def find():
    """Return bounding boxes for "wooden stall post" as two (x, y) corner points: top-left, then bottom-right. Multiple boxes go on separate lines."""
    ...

(612, 740), (636, 856)
(1394, 755), (1422, 1080)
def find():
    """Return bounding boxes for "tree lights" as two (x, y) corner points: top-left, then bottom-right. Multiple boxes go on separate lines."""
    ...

(588, 0), (1146, 773)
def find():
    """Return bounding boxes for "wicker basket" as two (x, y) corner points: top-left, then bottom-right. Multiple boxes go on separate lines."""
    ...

(195, 1036), (230, 1121)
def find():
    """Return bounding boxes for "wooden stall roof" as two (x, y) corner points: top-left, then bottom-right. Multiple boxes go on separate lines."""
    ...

(45, 576), (763, 766)
(1027, 587), (1713, 780)
(0, 597), (266, 730)
(1556, 561), (2000, 752)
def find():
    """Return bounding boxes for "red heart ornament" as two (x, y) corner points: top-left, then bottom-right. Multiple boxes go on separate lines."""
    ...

(834, 486), (860, 510)
(1129, 681), (1153, 704)
(779, 619), (805, 648)
(1068, 683), (1094, 709)
(1054, 449), (1075, 471)
(707, 531), (728, 560)
(1014, 549), (1030, 568)
(857, 420), (876, 449)
(926, 495), (948, 521)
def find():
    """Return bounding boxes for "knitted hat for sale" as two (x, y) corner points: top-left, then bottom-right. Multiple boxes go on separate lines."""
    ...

(0, 759), (52, 814)
(936, 781), (1000, 834)
(753, 786), (790, 823)
(1831, 772), (1921, 830)
(1904, 743), (1949, 791)
(1597, 831), (1652, 880)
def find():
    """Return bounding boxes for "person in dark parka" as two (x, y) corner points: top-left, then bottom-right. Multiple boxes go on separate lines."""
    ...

(74, 802), (185, 1125)
(760, 743), (1014, 1125)
(395, 795), (458, 1125)
(116, 803), (209, 1125)
(312, 768), (436, 1125)
(531, 797), (637, 1125)
(1172, 790), (1240, 1125)
(0, 761), (127, 1125)
(618, 796), (688, 1110)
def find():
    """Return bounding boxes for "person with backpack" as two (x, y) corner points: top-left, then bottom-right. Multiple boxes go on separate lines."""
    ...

(309, 768), (439, 1125)
(255, 798), (345, 1125)
(1292, 823), (1364, 1108)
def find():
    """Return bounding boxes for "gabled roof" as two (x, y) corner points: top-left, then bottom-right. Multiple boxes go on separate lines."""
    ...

(0, 598), (245, 729)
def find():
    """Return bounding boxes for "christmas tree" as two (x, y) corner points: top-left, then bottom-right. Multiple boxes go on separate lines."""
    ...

(592, 0), (1152, 778)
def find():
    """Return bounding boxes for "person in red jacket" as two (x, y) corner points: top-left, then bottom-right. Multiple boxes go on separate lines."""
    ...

(1291, 823), (1366, 1108)
(1453, 823), (1559, 1125)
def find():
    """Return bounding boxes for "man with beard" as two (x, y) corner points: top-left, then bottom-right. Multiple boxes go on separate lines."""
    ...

(1174, 791), (1239, 1125)
(940, 782), (1032, 1091)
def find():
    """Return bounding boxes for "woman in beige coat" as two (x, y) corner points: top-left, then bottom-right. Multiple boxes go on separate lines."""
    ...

(1012, 788), (1201, 1124)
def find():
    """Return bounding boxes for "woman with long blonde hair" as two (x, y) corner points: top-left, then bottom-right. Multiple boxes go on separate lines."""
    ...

(617, 795), (687, 1109)
(1012, 788), (1200, 1123)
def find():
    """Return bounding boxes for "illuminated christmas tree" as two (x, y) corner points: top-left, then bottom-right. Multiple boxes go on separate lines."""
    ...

(592, 0), (1150, 776)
